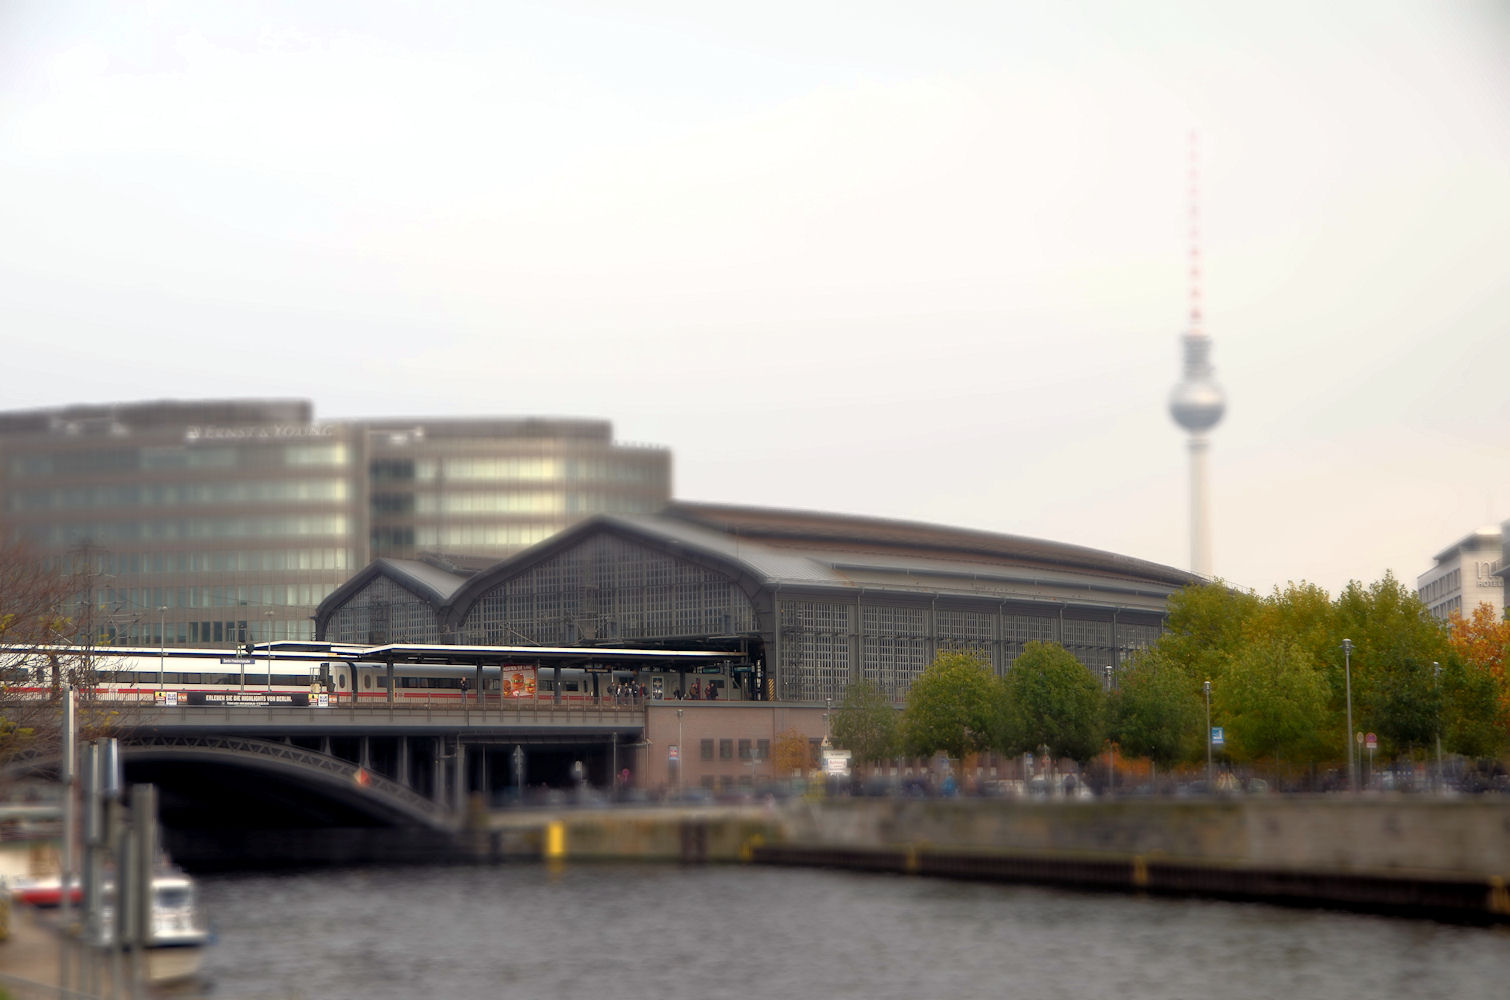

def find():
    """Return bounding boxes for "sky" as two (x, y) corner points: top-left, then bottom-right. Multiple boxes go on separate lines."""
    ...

(3, 1), (1508, 599)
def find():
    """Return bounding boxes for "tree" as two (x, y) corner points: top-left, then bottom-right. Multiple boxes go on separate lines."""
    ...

(1438, 654), (1508, 760)
(1215, 638), (1329, 770)
(0, 533), (91, 782)
(771, 728), (813, 777)
(1446, 603), (1510, 740)
(1157, 582), (1261, 682)
(900, 651), (999, 761)
(998, 642), (1105, 764)
(1333, 573), (1451, 744)
(831, 680), (899, 764)
(1109, 649), (1203, 772)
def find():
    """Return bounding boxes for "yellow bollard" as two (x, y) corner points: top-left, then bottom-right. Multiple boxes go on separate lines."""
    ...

(545, 820), (566, 860)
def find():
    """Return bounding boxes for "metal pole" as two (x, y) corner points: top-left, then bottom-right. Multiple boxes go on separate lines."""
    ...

(676, 708), (684, 792)
(58, 687), (76, 992)
(265, 610), (276, 692)
(1433, 661), (1445, 794)
(1105, 666), (1115, 796)
(1203, 680), (1212, 790)
(157, 606), (167, 689)
(1342, 639), (1356, 793)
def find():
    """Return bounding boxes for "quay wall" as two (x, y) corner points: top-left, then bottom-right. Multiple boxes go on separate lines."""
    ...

(755, 796), (1510, 923)
(776, 797), (1510, 877)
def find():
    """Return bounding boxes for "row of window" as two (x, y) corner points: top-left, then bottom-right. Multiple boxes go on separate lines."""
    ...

(372, 523), (564, 552)
(369, 489), (661, 517)
(10, 478), (349, 512)
(40, 515), (349, 545)
(49, 547), (353, 577)
(107, 619), (313, 646)
(699, 738), (773, 762)
(8, 442), (349, 478)
(95, 581), (340, 613)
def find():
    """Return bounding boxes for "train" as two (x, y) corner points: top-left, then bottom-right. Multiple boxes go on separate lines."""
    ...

(0, 642), (751, 706)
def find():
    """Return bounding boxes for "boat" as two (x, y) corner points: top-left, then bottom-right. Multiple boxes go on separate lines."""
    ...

(96, 868), (212, 985)
(7, 874), (82, 908)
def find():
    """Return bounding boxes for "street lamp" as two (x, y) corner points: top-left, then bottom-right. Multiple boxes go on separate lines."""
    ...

(1433, 661), (1444, 794)
(157, 605), (168, 689)
(676, 707), (685, 793)
(1342, 639), (1356, 793)
(264, 610), (276, 692)
(1203, 680), (1213, 790)
(1104, 666), (1115, 796)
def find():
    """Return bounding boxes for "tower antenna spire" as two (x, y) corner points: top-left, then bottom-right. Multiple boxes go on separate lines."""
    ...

(1168, 130), (1226, 578)
(1188, 130), (1202, 339)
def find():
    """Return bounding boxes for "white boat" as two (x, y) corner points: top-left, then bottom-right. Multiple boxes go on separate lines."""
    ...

(96, 869), (211, 985)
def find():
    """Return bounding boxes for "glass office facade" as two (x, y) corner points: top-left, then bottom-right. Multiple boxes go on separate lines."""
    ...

(0, 401), (671, 646)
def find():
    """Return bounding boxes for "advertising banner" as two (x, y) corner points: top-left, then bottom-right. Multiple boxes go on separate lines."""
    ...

(185, 691), (312, 707)
(500, 665), (538, 699)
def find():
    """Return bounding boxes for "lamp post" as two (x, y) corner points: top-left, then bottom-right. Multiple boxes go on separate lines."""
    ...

(676, 707), (684, 793)
(264, 610), (276, 692)
(1433, 661), (1444, 794)
(157, 605), (168, 689)
(1203, 679), (1213, 790)
(1342, 639), (1356, 793)
(1104, 666), (1115, 797)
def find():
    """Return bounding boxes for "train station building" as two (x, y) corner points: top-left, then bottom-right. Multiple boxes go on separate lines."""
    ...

(315, 502), (1197, 789)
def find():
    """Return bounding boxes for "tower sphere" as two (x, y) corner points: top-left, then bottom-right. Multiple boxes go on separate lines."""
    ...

(1169, 376), (1225, 432)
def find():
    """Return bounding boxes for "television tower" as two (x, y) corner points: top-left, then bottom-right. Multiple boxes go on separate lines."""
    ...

(1168, 132), (1225, 578)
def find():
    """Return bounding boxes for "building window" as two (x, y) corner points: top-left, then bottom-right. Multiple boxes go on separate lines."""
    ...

(700, 739), (714, 761)
(738, 739), (752, 760)
(756, 739), (770, 761)
(719, 739), (733, 760)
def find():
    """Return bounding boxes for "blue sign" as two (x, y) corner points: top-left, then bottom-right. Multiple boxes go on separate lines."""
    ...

(1211, 726), (1225, 745)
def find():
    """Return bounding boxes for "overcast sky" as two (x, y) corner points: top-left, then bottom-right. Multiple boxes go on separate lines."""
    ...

(3, 1), (1508, 598)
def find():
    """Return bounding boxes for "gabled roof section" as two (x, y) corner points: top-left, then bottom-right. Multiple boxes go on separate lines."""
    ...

(315, 557), (471, 621)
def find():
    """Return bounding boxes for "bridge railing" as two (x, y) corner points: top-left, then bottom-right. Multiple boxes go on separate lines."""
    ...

(84, 690), (678, 712)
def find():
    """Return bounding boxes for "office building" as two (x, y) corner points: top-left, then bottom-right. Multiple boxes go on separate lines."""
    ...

(1418, 526), (1504, 621)
(0, 399), (671, 646)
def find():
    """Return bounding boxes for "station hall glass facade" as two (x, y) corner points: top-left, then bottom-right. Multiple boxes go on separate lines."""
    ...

(0, 400), (671, 648)
(317, 503), (1196, 703)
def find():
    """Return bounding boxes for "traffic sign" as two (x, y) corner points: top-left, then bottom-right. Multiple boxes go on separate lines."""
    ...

(1210, 726), (1224, 745)
(1365, 732), (1377, 750)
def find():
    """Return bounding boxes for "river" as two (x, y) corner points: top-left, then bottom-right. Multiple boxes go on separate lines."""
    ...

(195, 863), (1509, 1000)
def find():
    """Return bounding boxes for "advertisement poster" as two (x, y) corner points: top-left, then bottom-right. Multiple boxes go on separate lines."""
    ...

(501, 665), (538, 699)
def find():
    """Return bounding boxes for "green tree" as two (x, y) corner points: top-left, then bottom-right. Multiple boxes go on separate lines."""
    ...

(999, 641), (1105, 764)
(1109, 649), (1203, 772)
(1158, 581), (1261, 682)
(1333, 572), (1451, 758)
(831, 680), (899, 764)
(901, 650), (998, 761)
(1215, 638), (1329, 770)
(1439, 655), (1507, 760)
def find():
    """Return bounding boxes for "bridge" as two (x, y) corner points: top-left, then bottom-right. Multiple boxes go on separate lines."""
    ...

(13, 702), (651, 864)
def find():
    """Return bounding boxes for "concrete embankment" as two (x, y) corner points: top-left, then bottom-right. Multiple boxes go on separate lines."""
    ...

(467, 797), (1510, 923)
(478, 804), (781, 864)
(753, 796), (1510, 923)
